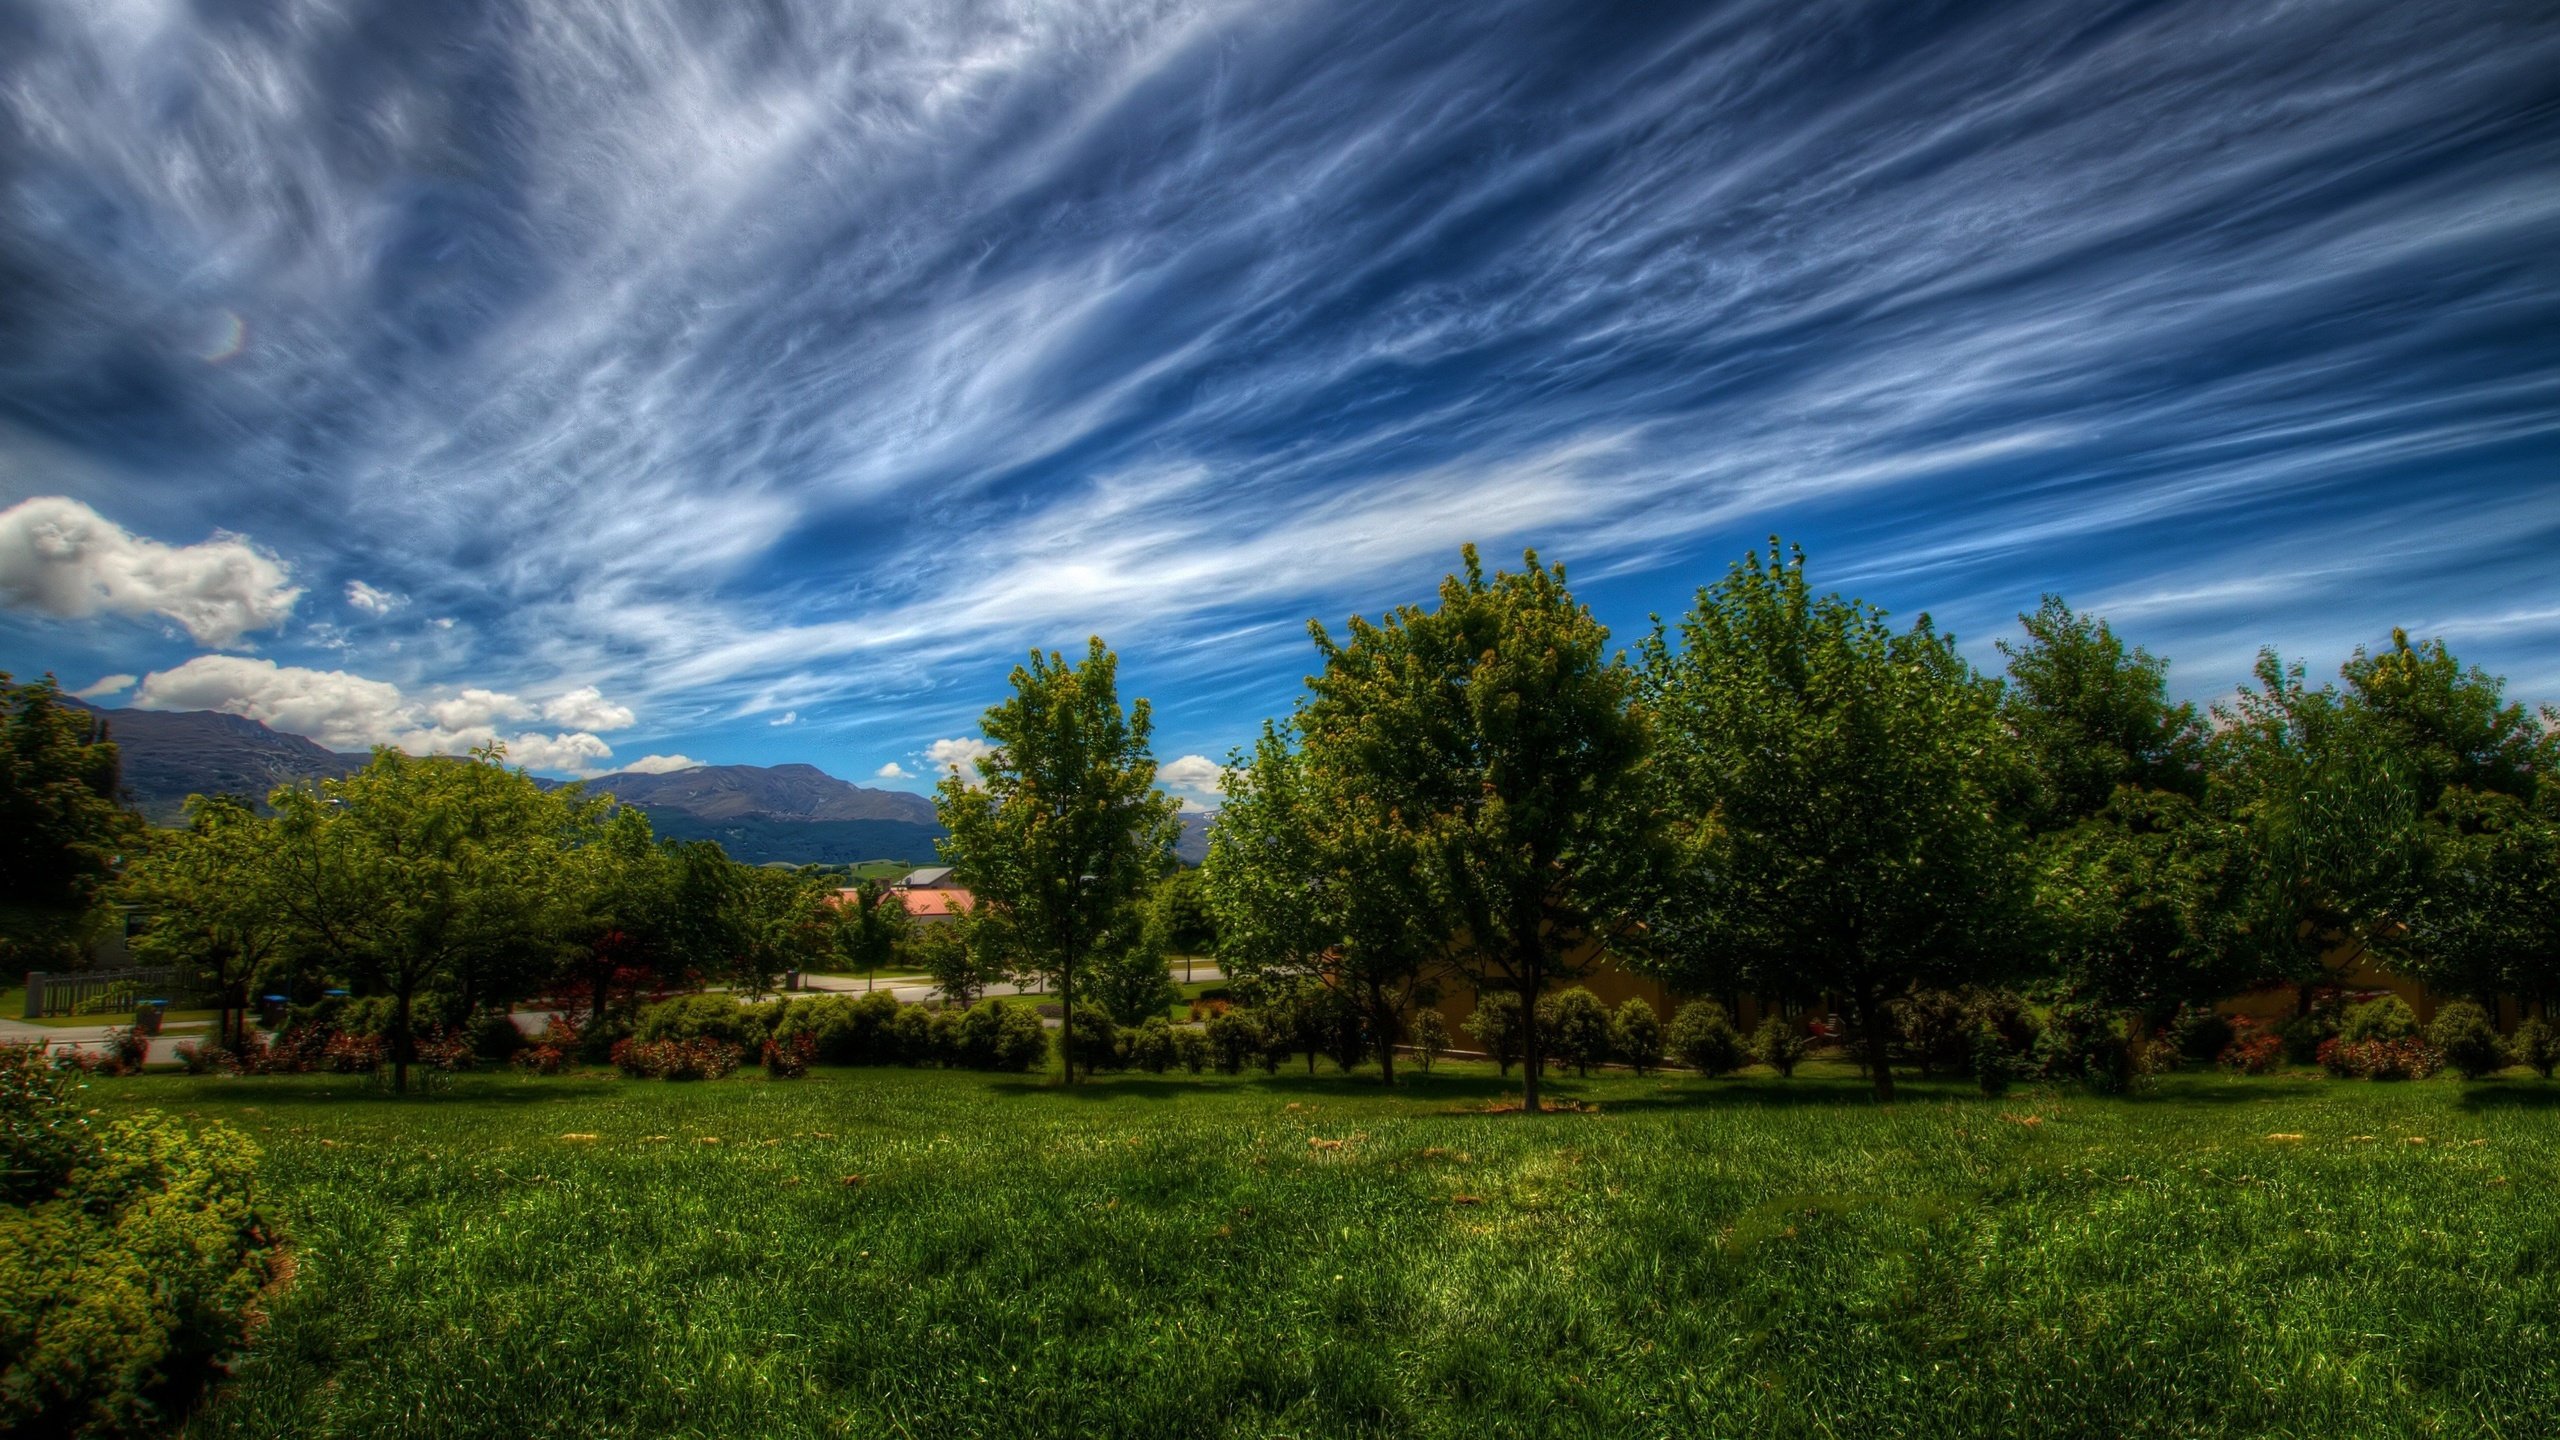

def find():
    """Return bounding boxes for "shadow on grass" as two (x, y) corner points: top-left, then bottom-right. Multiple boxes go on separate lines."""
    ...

(2455, 1080), (2560, 1110)
(131, 1074), (618, 1108)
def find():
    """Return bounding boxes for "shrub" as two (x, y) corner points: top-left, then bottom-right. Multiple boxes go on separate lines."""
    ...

(322, 1031), (387, 1075)
(2339, 995), (2419, 1044)
(1537, 989), (1614, 1077)
(1205, 1010), (1260, 1076)
(1066, 1003), (1125, 1076)
(2167, 1005), (2234, 1064)
(2036, 1002), (2135, 1093)
(1969, 1022), (2022, 1095)
(887, 1004), (936, 1065)
(611, 1036), (745, 1080)
(416, 1029), (476, 1073)
(1410, 1009), (1450, 1073)
(762, 1032), (815, 1079)
(2279, 1011), (2336, 1066)
(1602, 999), (1661, 1077)
(470, 1012), (528, 1062)
(992, 1003), (1051, 1073)
(511, 1014), (580, 1076)
(1668, 1001), (1745, 1077)
(0, 1045), (273, 1439)
(1889, 990), (1969, 1077)
(2512, 1017), (2557, 1079)
(1172, 1026), (1210, 1075)
(633, 993), (766, 1050)
(1754, 1015), (1808, 1078)
(1128, 1017), (1177, 1074)
(2426, 1002), (2506, 1081)
(2318, 1035), (2445, 1081)
(927, 1008), (964, 1065)
(1464, 993), (1523, 1076)
(2217, 1017), (2285, 1075)
(172, 1042), (232, 1077)
(774, 992), (901, 1067)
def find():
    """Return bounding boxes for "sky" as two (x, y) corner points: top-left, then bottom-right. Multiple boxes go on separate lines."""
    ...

(1, 0), (2555, 803)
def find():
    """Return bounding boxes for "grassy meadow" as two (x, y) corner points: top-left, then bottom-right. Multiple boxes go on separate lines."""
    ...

(98, 1063), (2557, 1439)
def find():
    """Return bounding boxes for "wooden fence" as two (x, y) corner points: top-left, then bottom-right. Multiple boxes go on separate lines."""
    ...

(21, 966), (186, 1019)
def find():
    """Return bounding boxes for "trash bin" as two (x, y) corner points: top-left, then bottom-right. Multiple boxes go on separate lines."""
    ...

(259, 994), (290, 1028)
(134, 1000), (166, 1037)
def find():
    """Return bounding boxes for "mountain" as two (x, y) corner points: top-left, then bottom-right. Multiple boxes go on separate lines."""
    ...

(1175, 811), (1213, 866)
(579, 763), (943, 865)
(73, 700), (365, 824)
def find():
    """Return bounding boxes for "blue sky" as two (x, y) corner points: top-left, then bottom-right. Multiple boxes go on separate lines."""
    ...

(1, 0), (2555, 802)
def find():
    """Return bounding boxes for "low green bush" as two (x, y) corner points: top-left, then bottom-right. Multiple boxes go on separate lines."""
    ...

(1753, 1015), (1808, 1077)
(1536, 989), (1613, 1077)
(633, 994), (768, 1050)
(1409, 1010), (1450, 1073)
(1668, 1001), (1746, 1077)
(1612, 999), (1664, 1076)
(470, 1012), (527, 1062)
(0, 1045), (273, 1439)
(2340, 996), (2419, 1044)
(2513, 1017), (2557, 1079)
(1172, 1026), (1210, 1075)
(1127, 1017), (1177, 1074)
(1204, 1010), (1261, 1075)
(1065, 1003), (1124, 1076)
(1464, 993), (1523, 1076)
(2167, 1005), (2233, 1063)
(1889, 989), (1970, 1076)
(2426, 1002), (2505, 1080)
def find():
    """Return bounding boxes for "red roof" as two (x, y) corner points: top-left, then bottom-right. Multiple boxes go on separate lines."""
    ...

(895, 887), (973, 918)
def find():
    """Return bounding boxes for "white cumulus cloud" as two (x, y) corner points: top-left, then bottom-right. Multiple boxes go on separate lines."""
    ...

(71, 673), (136, 700)
(1156, 753), (1227, 796)
(0, 496), (299, 646)
(925, 737), (996, 772)
(874, 761), (911, 780)
(616, 753), (705, 775)
(541, 685), (636, 731)
(131, 655), (636, 774)
(343, 580), (403, 615)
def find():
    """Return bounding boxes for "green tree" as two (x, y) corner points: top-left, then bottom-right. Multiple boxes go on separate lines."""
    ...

(1999, 597), (2208, 829)
(2398, 789), (2559, 1007)
(124, 795), (291, 1051)
(1296, 548), (1651, 1111)
(1143, 866), (1219, 981)
(2340, 629), (2542, 814)
(1638, 541), (2031, 1100)
(0, 674), (141, 971)
(730, 867), (840, 997)
(934, 638), (1181, 1084)
(834, 879), (912, 990)
(268, 746), (605, 1092)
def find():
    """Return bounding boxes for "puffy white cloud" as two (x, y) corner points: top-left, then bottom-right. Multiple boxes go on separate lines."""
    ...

(0, 496), (299, 646)
(71, 673), (136, 700)
(131, 655), (637, 774)
(343, 580), (403, 615)
(925, 737), (996, 772)
(1156, 753), (1227, 799)
(541, 685), (636, 731)
(874, 761), (912, 780)
(616, 753), (705, 775)
(768, 710), (799, 726)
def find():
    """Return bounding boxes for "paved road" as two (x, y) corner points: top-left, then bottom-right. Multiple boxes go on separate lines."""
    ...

(0, 1016), (214, 1064)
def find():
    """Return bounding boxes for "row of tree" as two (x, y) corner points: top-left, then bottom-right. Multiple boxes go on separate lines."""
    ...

(1194, 542), (2558, 1105)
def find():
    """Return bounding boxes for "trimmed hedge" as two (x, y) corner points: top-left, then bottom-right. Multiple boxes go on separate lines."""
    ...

(0, 1045), (273, 1439)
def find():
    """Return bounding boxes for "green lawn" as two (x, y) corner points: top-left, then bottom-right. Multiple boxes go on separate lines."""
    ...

(96, 1063), (2556, 1439)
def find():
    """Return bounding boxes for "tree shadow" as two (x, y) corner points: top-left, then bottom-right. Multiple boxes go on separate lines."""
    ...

(2456, 1080), (2560, 1111)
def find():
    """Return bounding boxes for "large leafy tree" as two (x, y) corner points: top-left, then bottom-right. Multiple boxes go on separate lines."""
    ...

(124, 795), (293, 1050)
(1295, 548), (1650, 1111)
(1999, 596), (2208, 829)
(269, 746), (606, 1092)
(833, 878), (913, 991)
(0, 674), (141, 971)
(1206, 722), (1444, 1082)
(1639, 542), (2030, 1101)
(2397, 788), (2559, 1007)
(2340, 629), (2542, 815)
(935, 638), (1180, 1083)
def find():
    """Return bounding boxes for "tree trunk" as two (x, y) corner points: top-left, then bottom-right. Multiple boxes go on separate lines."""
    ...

(1519, 972), (1543, 1114)
(1857, 984), (1893, 1102)
(393, 983), (413, 1095)
(1372, 994), (1398, 1085)
(1060, 966), (1077, 1083)
(592, 964), (612, 1027)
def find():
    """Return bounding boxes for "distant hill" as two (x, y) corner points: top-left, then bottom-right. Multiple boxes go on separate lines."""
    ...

(579, 763), (943, 864)
(72, 700), (365, 824)
(1175, 811), (1213, 866)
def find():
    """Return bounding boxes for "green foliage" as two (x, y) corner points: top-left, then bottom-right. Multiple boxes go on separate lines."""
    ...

(935, 637), (1181, 1085)
(1410, 1009), (1450, 1073)
(2512, 1017), (2558, 1079)
(0, 1061), (270, 1439)
(1064, 1002), (1124, 1077)
(1142, 867), (1218, 958)
(1203, 1010), (1261, 1076)
(886, 1005), (935, 1066)
(1889, 989), (1969, 1077)
(1126, 1017), (1177, 1074)
(1534, 988), (1613, 1077)
(634, 993), (770, 1050)
(2425, 1001), (2506, 1080)
(2167, 1005), (2234, 1063)
(124, 795), (291, 1051)
(2035, 1003), (2134, 1093)
(910, 919), (1007, 1008)
(2339, 996), (2419, 1044)
(1611, 999), (1664, 1076)
(0, 674), (140, 972)
(1170, 1026), (1210, 1075)
(947, 999), (1048, 1074)
(1462, 992), (1522, 1076)
(1752, 1015), (1807, 1078)
(831, 880), (911, 980)
(1998, 597), (2208, 829)
(470, 1013), (528, 1062)
(1640, 541), (2030, 1099)
(1668, 1002), (1745, 1077)
(2037, 787), (2251, 1012)
(1086, 934), (1179, 1028)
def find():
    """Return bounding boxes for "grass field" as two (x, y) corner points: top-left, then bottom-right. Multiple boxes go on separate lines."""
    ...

(95, 1062), (2556, 1439)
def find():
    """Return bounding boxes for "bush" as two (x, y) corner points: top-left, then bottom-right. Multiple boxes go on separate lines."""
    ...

(1668, 1001), (1746, 1077)
(2036, 1002), (2136, 1093)
(610, 1036), (745, 1080)
(633, 993), (767, 1050)
(2339, 995), (2419, 1044)
(322, 1031), (386, 1075)
(1969, 1022), (2022, 1095)
(1535, 989), (1613, 1077)
(2317, 1035), (2445, 1081)
(1410, 1009), (1450, 1073)
(1205, 1010), (1260, 1076)
(1128, 1016), (1177, 1074)
(171, 1042), (232, 1077)
(2279, 1011), (2336, 1066)
(2426, 1002), (2506, 1080)
(1612, 999), (1665, 1076)
(2167, 1005), (2234, 1064)
(1889, 990), (1970, 1077)
(511, 1015), (580, 1076)
(2217, 1017), (2285, 1075)
(1753, 1015), (1808, 1078)
(887, 1004), (936, 1065)
(1172, 1026), (1210, 1075)
(2512, 1017), (2557, 1079)
(0, 1045), (273, 1439)
(927, 1008), (964, 1065)
(761, 1032), (815, 1079)
(1065, 1003), (1124, 1076)
(470, 1012), (528, 1062)
(1464, 993), (1523, 1076)
(773, 992), (901, 1067)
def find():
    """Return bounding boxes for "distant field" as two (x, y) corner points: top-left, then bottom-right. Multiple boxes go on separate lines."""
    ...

(110, 1065), (2554, 1439)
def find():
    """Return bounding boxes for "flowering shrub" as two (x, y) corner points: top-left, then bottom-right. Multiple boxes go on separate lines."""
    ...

(172, 1041), (237, 1077)
(761, 1032), (815, 1079)
(322, 1031), (387, 1074)
(511, 1015), (581, 1075)
(610, 1036), (745, 1080)
(2317, 1035), (2445, 1081)
(2216, 1018), (2285, 1075)
(416, 1028), (477, 1073)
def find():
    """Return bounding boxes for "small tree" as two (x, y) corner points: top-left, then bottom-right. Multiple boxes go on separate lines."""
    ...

(1412, 1009), (1450, 1073)
(1753, 1015), (1807, 1078)
(0, 674), (141, 973)
(1668, 1001), (1745, 1076)
(834, 879), (912, 990)
(1612, 999), (1664, 1076)
(2509, 1018), (2555, 1079)
(1205, 1009), (1260, 1075)
(1537, 988), (1614, 1077)
(2426, 1001), (2506, 1080)
(1464, 992), (1523, 1076)
(125, 795), (291, 1053)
